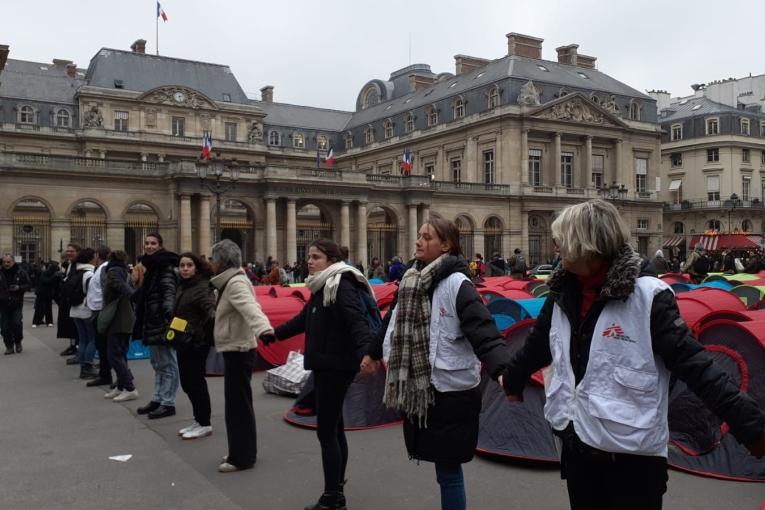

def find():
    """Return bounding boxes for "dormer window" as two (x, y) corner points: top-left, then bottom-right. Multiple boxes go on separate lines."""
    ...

(628, 101), (642, 121)
(222, 93), (231, 102)
(426, 105), (438, 127)
(706, 118), (719, 135)
(317, 135), (328, 150)
(18, 105), (34, 124)
(362, 86), (380, 110)
(486, 86), (500, 109)
(293, 132), (305, 148)
(383, 119), (393, 139)
(55, 109), (70, 128)
(364, 125), (375, 144)
(577, 72), (589, 79)
(671, 124), (683, 141)
(344, 133), (353, 150)
(268, 130), (281, 146)
(741, 118), (751, 135)
(453, 97), (465, 119)
(404, 112), (414, 133)
(536, 64), (549, 72)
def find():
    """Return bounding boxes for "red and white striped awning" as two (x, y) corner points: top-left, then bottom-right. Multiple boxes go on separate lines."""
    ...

(662, 236), (686, 248)
(688, 234), (761, 251)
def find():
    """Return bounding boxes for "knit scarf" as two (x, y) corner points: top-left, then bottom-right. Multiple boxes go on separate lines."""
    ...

(305, 262), (374, 306)
(383, 253), (448, 427)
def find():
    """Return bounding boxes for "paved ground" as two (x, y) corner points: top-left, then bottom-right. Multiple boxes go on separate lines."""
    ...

(0, 302), (763, 509)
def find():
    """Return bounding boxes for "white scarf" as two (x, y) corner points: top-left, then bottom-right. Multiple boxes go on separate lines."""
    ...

(305, 262), (374, 306)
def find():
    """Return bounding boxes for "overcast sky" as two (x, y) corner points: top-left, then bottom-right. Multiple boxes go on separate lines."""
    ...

(4, 0), (763, 111)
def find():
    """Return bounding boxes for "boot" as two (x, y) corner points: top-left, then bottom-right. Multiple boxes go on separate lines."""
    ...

(60, 345), (77, 356)
(14, 343), (22, 353)
(4, 346), (13, 355)
(304, 492), (346, 510)
(79, 365), (99, 380)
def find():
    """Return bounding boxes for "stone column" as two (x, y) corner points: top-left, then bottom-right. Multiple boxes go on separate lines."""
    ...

(520, 128), (529, 185)
(466, 137), (478, 181)
(340, 201), (351, 249)
(198, 195), (211, 257)
(421, 204), (430, 223)
(436, 147), (446, 181)
(50, 219), (70, 262)
(0, 218), (13, 256)
(286, 199), (297, 265)
(614, 138), (623, 186)
(179, 194), (192, 253)
(266, 197), (277, 260)
(408, 204), (418, 257)
(356, 202), (367, 269)
(584, 135), (593, 189)
(106, 220), (125, 252)
(553, 133), (561, 186)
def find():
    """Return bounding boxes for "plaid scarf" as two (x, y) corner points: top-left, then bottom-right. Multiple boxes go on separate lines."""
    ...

(383, 253), (448, 426)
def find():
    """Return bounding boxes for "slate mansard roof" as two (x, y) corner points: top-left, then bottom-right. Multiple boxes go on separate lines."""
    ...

(659, 96), (756, 123)
(0, 59), (86, 104)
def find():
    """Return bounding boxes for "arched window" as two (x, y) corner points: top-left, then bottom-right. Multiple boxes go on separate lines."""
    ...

(363, 87), (380, 109)
(317, 135), (328, 150)
(19, 105), (34, 124)
(673, 222), (684, 234)
(292, 132), (304, 148)
(55, 109), (70, 127)
(268, 130), (280, 146)
(383, 119), (393, 139)
(426, 105), (438, 126)
(706, 219), (721, 232)
(364, 125), (375, 144)
(742, 219), (753, 232)
(629, 101), (642, 121)
(344, 133), (353, 150)
(453, 97), (465, 119)
(404, 112), (414, 133)
(487, 86), (500, 109)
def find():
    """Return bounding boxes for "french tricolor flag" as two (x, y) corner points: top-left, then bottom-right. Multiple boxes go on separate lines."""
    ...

(157, 1), (168, 22)
(324, 145), (334, 167)
(201, 132), (212, 160)
(401, 148), (413, 175)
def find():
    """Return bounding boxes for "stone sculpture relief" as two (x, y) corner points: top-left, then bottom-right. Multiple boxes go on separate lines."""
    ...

(142, 86), (214, 110)
(83, 105), (103, 128)
(517, 80), (541, 106)
(247, 121), (263, 142)
(536, 97), (615, 125)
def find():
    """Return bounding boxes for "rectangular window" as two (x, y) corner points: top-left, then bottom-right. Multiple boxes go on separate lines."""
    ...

(707, 175), (720, 202)
(528, 149), (542, 186)
(425, 163), (435, 180)
(451, 158), (462, 183)
(743, 148), (750, 163)
(707, 148), (719, 162)
(741, 118), (750, 135)
(635, 157), (648, 193)
(483, 150), (495, 184)
(760, 121), (765, 137)
(172, 116), (185, 137)
(743, 176), (751, 201)
(591, 154), (604, 188)
(378, 164), (392, 175)
(706, 118), (719, 135)
(113, 111), (129, 132)
(762, 151), (765, 165)
(670, 152), (683, 167)
(345, 136), (353, 150)
(222, 93), (231, 102)
(560, 152), (573, 188)
(637, 218), (648, 230)
(671, 124), (682, 141)
(224, 122), (237, 142)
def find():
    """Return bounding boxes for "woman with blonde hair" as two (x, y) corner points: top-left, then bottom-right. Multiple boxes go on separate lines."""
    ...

(502, 199), (765, 510)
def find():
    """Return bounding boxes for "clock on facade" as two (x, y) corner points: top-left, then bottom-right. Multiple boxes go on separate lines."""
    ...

(173, 91), (186, 103)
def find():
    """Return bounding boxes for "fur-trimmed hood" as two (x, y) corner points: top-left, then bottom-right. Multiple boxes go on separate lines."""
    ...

(547, 245), (643, 300)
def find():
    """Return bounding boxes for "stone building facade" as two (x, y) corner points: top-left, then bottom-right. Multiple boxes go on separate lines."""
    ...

(0, 33), (662, 267)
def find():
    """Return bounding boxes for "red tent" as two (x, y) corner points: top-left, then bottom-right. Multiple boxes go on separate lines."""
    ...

(676, 289), (746, 330)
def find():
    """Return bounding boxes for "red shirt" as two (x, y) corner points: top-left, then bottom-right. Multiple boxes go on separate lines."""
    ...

(577, 268), (608, 318)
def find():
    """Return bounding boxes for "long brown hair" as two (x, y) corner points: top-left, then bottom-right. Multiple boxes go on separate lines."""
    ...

(178, 252), (212, 277)
(309, 238), (344, 263)
(425, 213), (461, 256)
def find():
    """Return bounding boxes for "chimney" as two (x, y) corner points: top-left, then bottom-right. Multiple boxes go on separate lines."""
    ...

(577, 54), (597, 69)
(647, 90), (671, 112)
(506, 33), (543, 59)
(130, 39), (146, 54)
(0, 44), (9, 74)
(409, 73), (435, 92)
(556, 44), (578, 65)
(454, 54), (490, 75)
(66, 63), (77, 78)
(260, 85), (274, 103)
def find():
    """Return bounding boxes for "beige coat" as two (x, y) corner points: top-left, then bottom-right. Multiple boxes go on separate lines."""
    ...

(210, 268), (273, 352)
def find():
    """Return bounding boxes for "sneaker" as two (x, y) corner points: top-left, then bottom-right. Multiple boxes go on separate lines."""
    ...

(60, 345), (77, 356)
(218, 462), (244, 473)
(178, 422), (200, 436)
(31, 324), (37, 329)
(104, 387), (122, 399)
(113, 389), (139, 402)
(137, 401), (160, 415)
(66, 356), (79, 365)
(147, 405), (176, 420)
(182, 425), (212, 440)
(47, 323), (55, 327)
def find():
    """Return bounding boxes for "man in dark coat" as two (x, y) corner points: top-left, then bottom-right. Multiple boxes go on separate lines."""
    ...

(33, 261), (60, 327)
(58, 243), (81, 358)
(0, 254), (31, 354)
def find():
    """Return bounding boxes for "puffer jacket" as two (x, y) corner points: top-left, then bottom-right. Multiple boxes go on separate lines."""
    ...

(172, 275), (215, 350)
(103, 261), (135, 336)
(503, 245), (765, 448)
(275, 272), (373, 371)
(132, 250), (178, 345)
(210, 268), (272, 352)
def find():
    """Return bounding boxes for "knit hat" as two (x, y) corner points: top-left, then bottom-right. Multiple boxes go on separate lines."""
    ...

(655, 249), (664, 259)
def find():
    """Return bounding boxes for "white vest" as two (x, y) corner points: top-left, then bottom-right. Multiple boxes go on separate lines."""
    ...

(544, 276), (672, 457)
(384, 272), (481, 392)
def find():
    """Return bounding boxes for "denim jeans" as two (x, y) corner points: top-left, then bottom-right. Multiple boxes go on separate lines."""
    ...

(150, 344), (179, 406)
(435, 463), (466, 510)
(73, 316), (97, 365)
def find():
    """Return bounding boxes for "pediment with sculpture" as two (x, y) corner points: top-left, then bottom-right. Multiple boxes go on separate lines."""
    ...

(530, 93), (623, 127)
(138, 86), (218, 110)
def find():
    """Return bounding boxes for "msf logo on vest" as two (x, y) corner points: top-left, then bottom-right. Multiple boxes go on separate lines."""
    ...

(601, 323), (636, 343)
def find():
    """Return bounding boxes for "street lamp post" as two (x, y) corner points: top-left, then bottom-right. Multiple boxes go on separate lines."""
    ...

(727, 193), (739, 233)
(197, 154), (240, 244)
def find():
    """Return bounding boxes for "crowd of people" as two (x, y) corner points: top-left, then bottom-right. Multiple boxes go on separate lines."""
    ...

(2, 201), (765, 510)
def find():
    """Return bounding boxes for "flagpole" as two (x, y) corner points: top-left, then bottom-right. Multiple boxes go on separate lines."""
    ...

(155, 1), (159, 55)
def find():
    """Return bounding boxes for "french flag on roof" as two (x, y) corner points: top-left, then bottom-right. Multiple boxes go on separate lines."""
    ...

(157, 1), (168, 22)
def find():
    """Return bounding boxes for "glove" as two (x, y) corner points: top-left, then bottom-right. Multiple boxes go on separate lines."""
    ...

(259, 333), (276, 345)
(746, 431), (765, 458)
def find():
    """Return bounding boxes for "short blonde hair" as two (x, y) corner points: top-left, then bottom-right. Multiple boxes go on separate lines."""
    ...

(551, 199), (631, 263)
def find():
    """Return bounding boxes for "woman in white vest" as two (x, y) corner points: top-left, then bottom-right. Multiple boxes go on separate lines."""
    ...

(501, 199), (765, 510)
(362, 213), (509, 510)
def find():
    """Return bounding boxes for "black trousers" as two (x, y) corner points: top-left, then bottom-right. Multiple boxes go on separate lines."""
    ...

(178, 345), (212, 427)
(561, 431), (668, 510)
(33, 295), (53, 325)
(94, 324), (112, 381)
(314, 370), (356, 493)
(0, 305), (23, 348)
(223, 350), (257, 468)
(107, 333), (134, 391)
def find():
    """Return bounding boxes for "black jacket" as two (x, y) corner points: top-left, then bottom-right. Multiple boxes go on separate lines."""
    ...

(503, 246), (765, 447)
(36, 267), (61, 300)
(173, 275), (215, 350)
(275, 272), (373, 372)
(0, 265), (31, 308)
(133, 250), (178, 345)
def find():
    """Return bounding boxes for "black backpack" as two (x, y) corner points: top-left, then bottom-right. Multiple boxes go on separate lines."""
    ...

(693, 254), (710, 275)
(513, 254), (527, 273)
(356, 286), (382, 336)
(63, 269), (90, 306)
